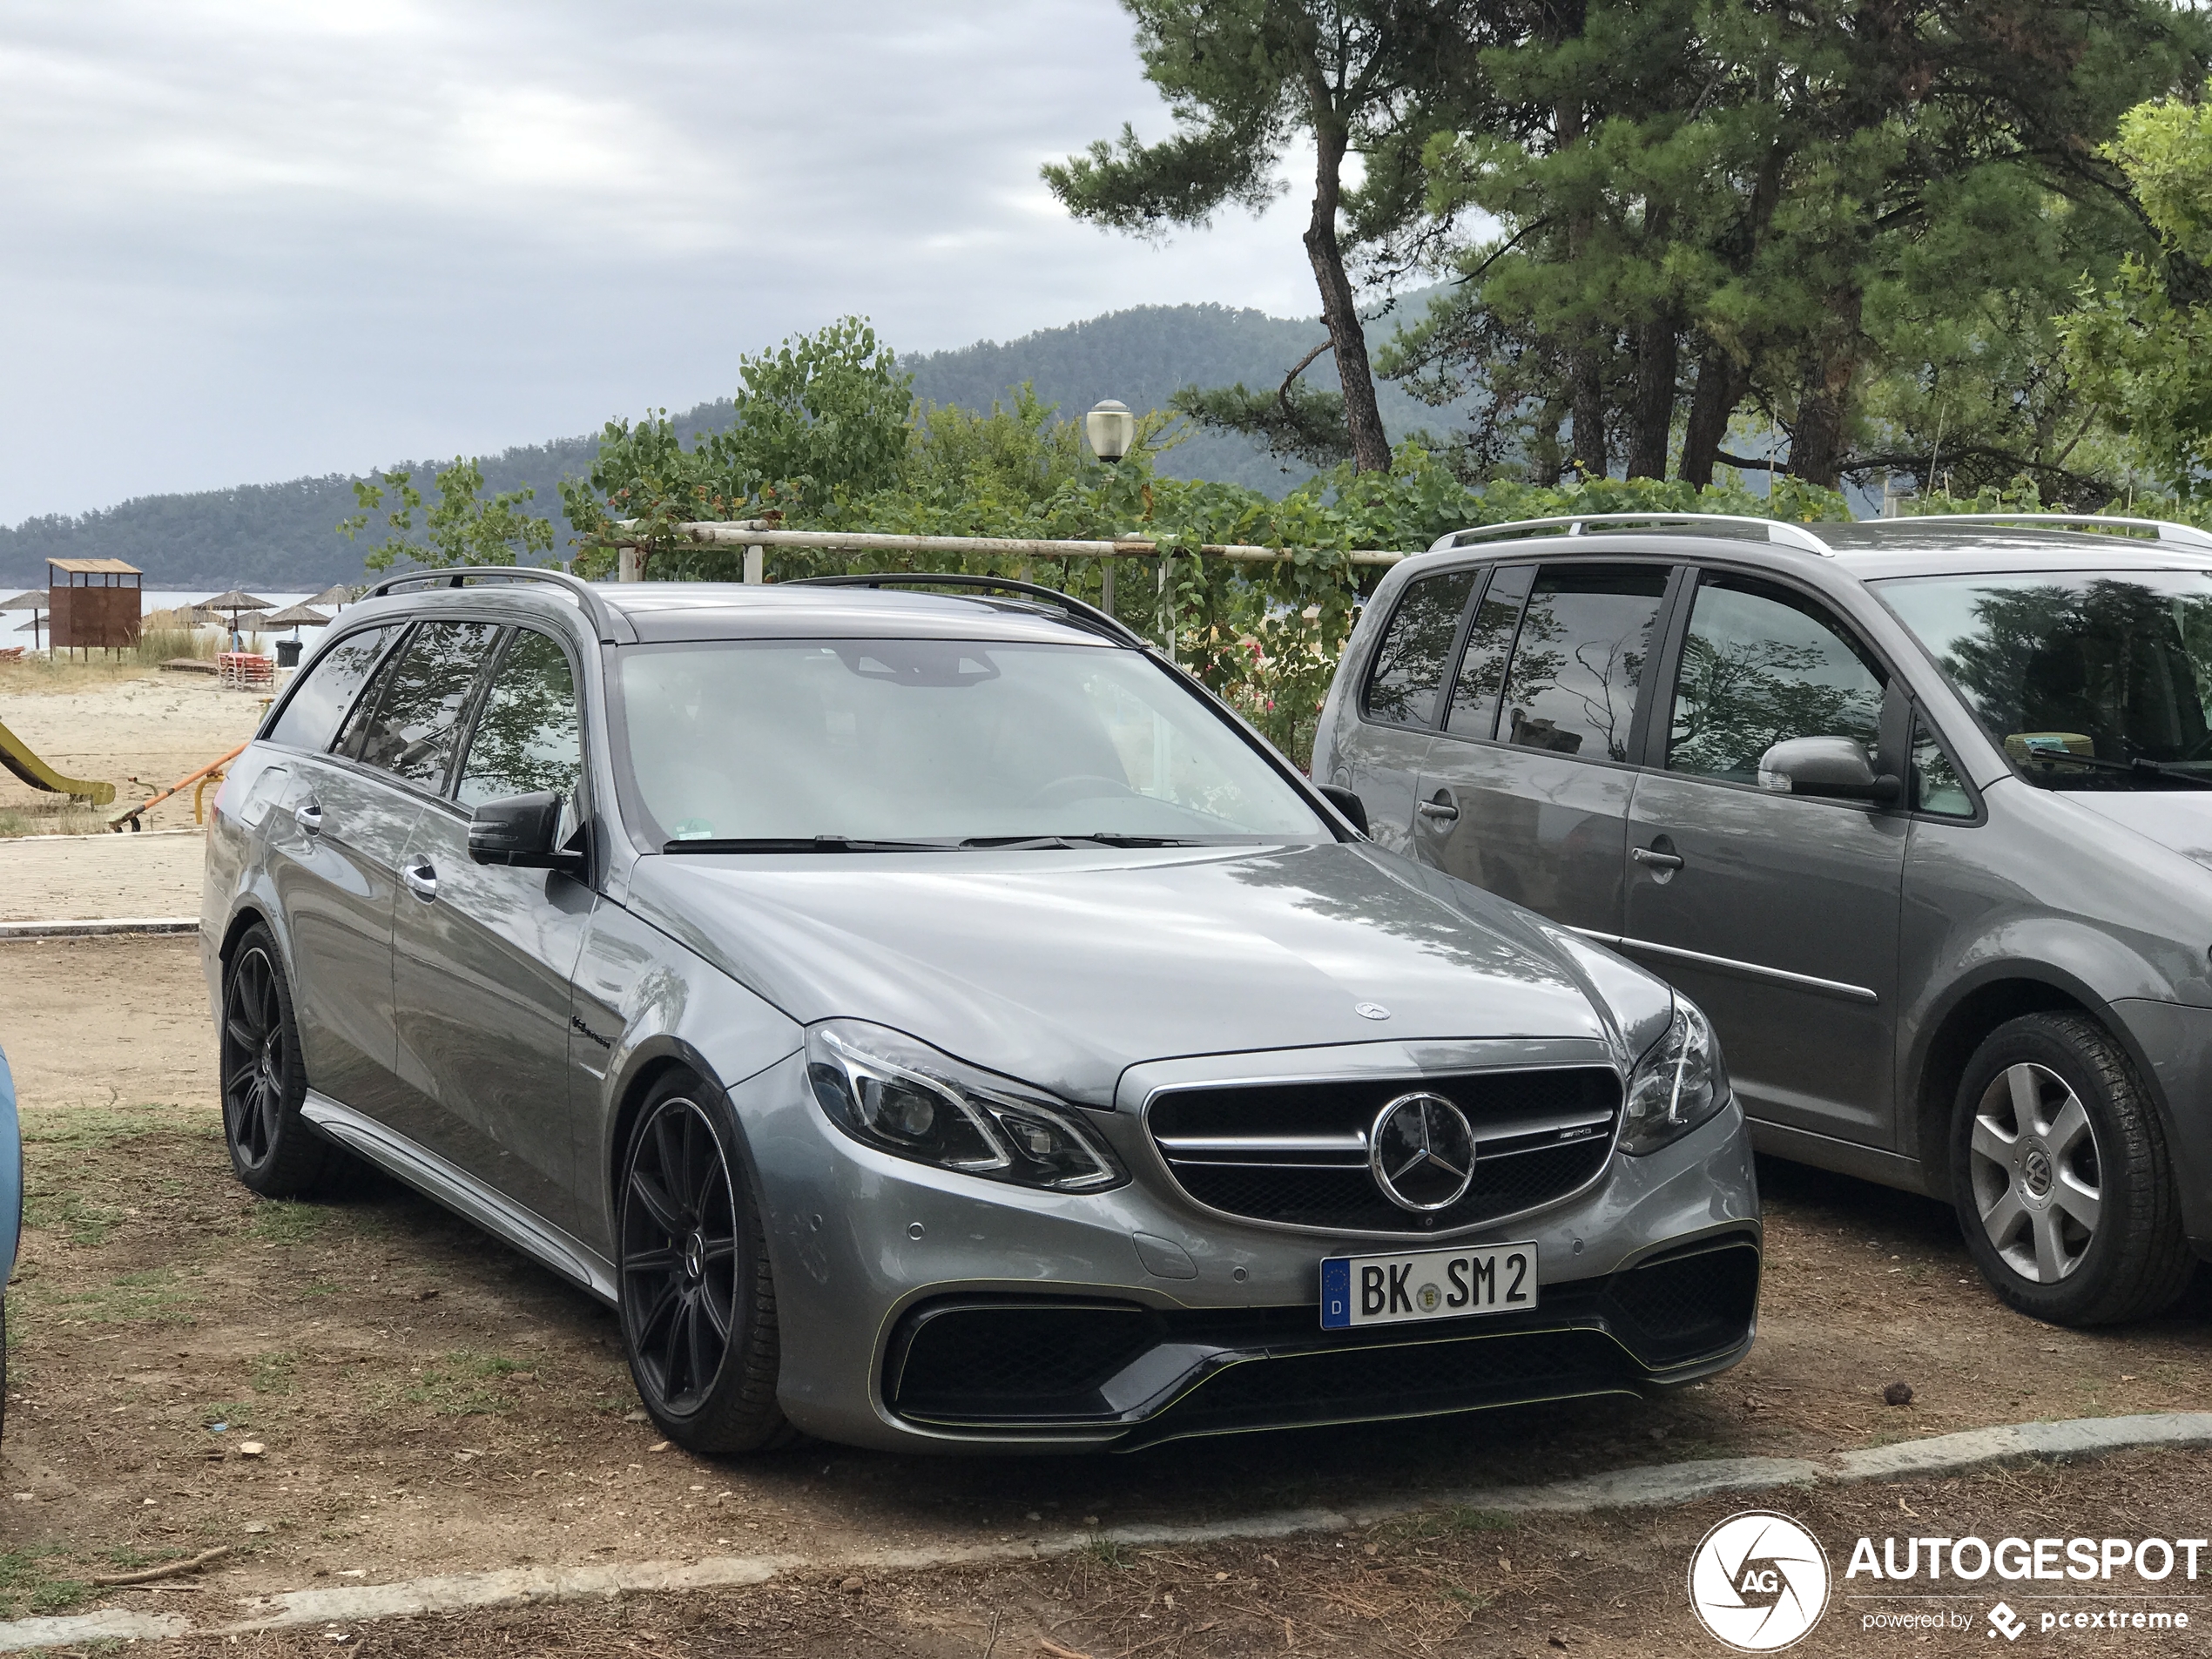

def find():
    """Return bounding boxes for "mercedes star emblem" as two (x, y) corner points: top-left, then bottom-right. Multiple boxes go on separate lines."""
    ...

(1355, 1002), (1392, 1021)
(1368, 1091), (1477, 1213)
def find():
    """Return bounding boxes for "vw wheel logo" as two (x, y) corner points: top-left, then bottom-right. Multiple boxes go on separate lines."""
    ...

(1688, 1512), (1831, 1651)
(1368, 1092), (1476, 1213)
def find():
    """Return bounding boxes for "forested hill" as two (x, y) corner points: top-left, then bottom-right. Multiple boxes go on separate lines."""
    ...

(0, 298), (1456, 590)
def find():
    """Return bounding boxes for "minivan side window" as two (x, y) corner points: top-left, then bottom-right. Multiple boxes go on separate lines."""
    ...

(264, 625), (395, 752)
(1912, 712), (1974, 817)
(456, 629), (584, 815)
(1445, 563), (1534, 738)
(1668, 576), (1885, 784)
(1496, 565), (1669, 762)
(340, 621), (503, 792)
(1362, 569), (1478, 728)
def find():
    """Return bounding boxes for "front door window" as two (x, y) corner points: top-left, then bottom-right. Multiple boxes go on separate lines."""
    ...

(1667, 577), (1885, 781)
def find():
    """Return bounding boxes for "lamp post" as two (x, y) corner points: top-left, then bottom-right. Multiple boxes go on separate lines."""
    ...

(1084, 399), (1135, 464)
(1085, 400), (1136, 617)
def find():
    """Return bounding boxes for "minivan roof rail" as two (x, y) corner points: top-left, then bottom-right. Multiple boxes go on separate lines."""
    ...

(1852, 512), (2212, 550)
(1431, 512), (1835, 556)
(785, 572), (1145, 648)
(361, 565), (629, 643)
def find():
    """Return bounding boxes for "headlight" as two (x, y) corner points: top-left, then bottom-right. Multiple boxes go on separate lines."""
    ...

(1619, 1000), (1729, 1156)
(804, 1020), (1126, 1193)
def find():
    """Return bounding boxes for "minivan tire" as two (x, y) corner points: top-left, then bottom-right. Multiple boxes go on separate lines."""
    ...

(1949, 1012), (2192, 1326)
(616, 1071), (793, 1454)
(220, 925), (345, 1198)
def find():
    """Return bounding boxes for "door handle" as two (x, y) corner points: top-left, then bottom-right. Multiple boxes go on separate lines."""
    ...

(402, 861), (439, 902)
(1417, 793), (1460, 826)
(293, 800), (324, 835)
(1632, 846), (1684, 871)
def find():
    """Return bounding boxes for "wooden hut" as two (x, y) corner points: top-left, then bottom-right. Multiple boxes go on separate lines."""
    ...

(47, 558), (142, 654)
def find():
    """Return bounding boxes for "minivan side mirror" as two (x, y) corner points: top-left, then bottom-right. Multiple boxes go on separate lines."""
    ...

(468, 791), (582, 870)
(1757, 737), (1902, 806)
(1318, 784), (1370, 835)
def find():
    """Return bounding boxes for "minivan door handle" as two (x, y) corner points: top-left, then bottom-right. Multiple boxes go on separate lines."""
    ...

(1417, 792), (1460, 826)
(402, 861), (439, 903)
(1632, 842), (1684, 871)
(293, 800), (324, 836)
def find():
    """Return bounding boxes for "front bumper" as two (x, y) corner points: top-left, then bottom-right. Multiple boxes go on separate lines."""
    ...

(733, 1051), (1760, 1453)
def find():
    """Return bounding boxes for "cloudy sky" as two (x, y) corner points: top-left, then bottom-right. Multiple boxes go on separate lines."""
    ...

(0, 1), (1329, 524)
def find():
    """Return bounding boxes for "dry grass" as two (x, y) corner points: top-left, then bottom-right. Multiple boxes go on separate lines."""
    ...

(0, 799), (111, 838)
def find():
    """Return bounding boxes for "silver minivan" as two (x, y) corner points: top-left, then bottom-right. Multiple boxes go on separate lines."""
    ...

(1315, 511), (2212, 1327)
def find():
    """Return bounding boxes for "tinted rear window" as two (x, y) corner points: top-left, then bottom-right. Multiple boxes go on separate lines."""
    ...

(265, 626), (395, 752)
(1363, 569), (1476, 728)
(1498, 566), (1669, 762)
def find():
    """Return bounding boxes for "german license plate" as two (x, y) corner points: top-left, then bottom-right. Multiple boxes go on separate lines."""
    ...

(1318, 1242), (1538, 1330)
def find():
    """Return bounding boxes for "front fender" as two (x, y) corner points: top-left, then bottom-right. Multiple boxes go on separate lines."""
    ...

(572, 898), (801, 1251)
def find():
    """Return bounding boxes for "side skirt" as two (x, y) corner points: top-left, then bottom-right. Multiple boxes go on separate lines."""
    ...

(301, 1090), (617, 1305)
(1746, 1117), (1939, 1200)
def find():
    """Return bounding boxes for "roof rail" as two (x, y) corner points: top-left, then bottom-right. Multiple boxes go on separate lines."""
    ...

(1431, 512), (1834, 556)
(1854, 512), (2212, 550)
(361, 566), (630, 643)
(784, 572), (1145, 648)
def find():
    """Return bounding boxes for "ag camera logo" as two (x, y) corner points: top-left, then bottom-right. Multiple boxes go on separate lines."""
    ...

(1689, 1512), (1831, 1650)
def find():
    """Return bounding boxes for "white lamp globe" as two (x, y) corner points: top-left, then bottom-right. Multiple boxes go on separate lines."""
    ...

(1085, 399), (1136, 464)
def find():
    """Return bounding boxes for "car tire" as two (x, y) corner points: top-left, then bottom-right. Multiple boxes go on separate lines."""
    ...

(617, 1071), (792, 1454)
(1950, 1012), (2192, 1326)
(220, 925), (343, 1198)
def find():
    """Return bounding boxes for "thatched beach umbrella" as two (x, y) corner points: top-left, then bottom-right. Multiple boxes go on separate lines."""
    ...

(260, 603), (332, 641)
(307, 583), (355, 609)
(201, 589), (273, 650)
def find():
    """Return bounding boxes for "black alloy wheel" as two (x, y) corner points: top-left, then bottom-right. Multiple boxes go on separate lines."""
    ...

(219, 927), (338, 1197)
(617, 1076), (789, 1452)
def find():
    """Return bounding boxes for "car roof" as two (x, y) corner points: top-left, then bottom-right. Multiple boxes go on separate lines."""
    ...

(347, 579), (1119, 648)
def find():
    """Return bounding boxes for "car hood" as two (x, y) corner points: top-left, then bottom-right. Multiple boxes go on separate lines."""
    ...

(622, 841), (1637, 1107)
(2066, 792), (2212, 873)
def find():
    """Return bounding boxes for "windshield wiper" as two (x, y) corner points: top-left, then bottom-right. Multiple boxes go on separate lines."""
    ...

(662, 836), (956, 853)
(2015, 751), (2212, 790)
(958, 832), (1227, 848)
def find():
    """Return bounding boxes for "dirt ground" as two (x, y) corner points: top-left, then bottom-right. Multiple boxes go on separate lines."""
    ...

(73, 1450), (2212, 1657)
(3, 934), (2210, 1653)
(0, 662), (268, 835)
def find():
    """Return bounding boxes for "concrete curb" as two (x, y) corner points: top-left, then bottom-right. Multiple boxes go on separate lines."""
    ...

(4, 1410), (2209, 1652)
(0, 917), (198, 940)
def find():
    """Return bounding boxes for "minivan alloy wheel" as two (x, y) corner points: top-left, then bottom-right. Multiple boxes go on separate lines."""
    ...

(1968, 1062), (2100, 1283)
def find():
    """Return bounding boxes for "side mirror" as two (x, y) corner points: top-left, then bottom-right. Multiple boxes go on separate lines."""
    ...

(468, 791), (581, 870)
(1758, 737), (1901, 806)
(1318, 784), (1370, 835)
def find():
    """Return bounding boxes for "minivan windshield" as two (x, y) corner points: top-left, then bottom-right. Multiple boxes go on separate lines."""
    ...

(1875, 570), (2212, 790)
(616, 638), (1331, 846)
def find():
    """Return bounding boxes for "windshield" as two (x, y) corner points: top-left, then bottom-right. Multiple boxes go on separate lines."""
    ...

(1874, 570), (2212, 790)
(615, 637), (1330, 846)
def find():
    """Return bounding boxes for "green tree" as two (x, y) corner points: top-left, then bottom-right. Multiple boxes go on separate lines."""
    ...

(339, 457), (556, 574)
(559, 316), (912, 569)
(1043, 1), (1488, 474)
(1388, 0), (2204, 491)
(2061, 84), (2212, 494)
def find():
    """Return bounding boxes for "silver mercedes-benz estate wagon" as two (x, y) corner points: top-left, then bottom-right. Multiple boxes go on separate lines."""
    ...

(202, 568), (1758, 1454)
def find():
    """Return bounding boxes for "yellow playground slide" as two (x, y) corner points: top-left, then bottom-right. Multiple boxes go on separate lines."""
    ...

(0, 716), (114, 806)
